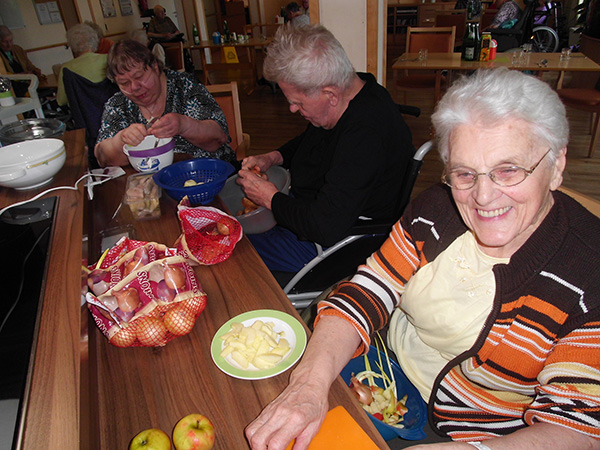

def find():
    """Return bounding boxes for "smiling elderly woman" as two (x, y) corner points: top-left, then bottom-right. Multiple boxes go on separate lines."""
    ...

(245, 68), (600, 450)
(94, 39), (234, 167)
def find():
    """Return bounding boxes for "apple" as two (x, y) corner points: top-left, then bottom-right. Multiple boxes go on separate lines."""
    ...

(110, 326), (137, 348)
(135, 316), (169, 347)
(129, 428), (171, 450)
(163, 305), (196, 336)
(172, 414), (215, 450)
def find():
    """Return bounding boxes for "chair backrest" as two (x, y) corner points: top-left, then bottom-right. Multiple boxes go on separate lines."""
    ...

(435, 13), (466, 44)
(559, 186), (600, 218)
(206, 81), (247, 159)
(480, 9), (497, 30)
(406, 27), (456, 53)
(163, 42), (185, 72)
(62, 68), (119, 167)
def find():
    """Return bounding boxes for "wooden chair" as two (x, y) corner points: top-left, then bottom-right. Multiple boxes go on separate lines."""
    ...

(394, 26), (456, 105)
(206, 81), (250, 159)
(480, 9), (498, 30)
(435, 11), (466, 49)
(162, 42), (185, 72)
(556, 34), (600, 158)
(559, 186), (600, 218)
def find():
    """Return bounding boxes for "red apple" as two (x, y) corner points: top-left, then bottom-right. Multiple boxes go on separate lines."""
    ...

(163, 306), (196, 336)
(129, 428), (171, 450)
(135, 316), (169, 347)
(172, 414), (215, 450)
(110, 326), (137, 348)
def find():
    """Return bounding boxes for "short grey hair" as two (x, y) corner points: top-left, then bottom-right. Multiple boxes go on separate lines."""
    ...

(431, 68), (569, 163)
(84, 21), (104, 39)
(67, 23), (99, 55)
(263, 24), (355, 96)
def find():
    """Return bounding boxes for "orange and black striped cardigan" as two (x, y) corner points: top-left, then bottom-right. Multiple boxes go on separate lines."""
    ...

(317, 184), (600, 442)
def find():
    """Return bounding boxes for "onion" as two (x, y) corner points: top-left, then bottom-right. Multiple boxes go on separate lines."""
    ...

(350, 376), (373, 405)
(154, 279), (176, 302)
(92, 280), (110, 296)
(148, 264), (164, 283)
(164, 265), (186, 290)
(113, 287), (141, 313)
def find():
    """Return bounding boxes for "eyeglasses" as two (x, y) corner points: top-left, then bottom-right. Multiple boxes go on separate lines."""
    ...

(442, 148), (552, 190)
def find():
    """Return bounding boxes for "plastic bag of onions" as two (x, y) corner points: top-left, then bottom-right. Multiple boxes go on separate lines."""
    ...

(85, 237), (206, 347)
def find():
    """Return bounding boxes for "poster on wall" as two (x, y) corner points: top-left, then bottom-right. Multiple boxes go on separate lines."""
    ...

(0, 0), (25, 28)
(101, 0), (117, 18)
(118, 0), (133, 16)
(33, 1), (63, 25)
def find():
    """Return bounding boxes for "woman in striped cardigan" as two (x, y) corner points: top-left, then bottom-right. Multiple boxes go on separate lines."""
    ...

(245, 68), (600, 450)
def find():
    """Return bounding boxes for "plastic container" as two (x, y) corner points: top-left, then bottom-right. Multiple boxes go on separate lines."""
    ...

(153, 158), (235, 205)
(123, 136), (175, 173)
(339, 345), (427, 441)
(123, 173), (162, 220)
(0, 118), (66, 146)
(220, 166), (291, 234)
(0, 138), (66, 190)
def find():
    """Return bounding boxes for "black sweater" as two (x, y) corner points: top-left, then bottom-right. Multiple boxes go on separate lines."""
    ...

(271, 72), (414, 246)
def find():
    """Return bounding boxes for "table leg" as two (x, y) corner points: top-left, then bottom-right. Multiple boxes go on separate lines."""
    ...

(247, 46), (258, 95)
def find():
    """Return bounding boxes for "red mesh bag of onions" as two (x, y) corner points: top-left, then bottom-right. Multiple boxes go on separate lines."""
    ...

(85, 237), (206, 347)
(175, 198), (243, 265)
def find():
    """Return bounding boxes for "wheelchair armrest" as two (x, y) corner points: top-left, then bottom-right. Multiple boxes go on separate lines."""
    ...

(347, 217), (395, 236)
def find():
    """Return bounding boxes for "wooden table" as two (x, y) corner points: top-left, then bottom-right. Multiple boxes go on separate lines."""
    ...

(84, 164), (390, 448)
(187, 37), (272, 94)
(392, 51), (600, 101)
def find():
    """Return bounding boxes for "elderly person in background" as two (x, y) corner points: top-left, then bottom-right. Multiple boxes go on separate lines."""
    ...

(95, 39), (233, 167)
(285, 2), (310, 26)
(245, 68), (600, 450)
(0, 25), (45, 97)
(56, 23), (108, 107)
(236, 24), (414, 273)
(486, 0), (522, 28)
(129, 29), (165, 64)
(147, 4), (182, 44)
(84, 21), (114, 54)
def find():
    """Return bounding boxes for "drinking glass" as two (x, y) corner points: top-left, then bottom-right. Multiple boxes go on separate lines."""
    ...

(560, 48), (571, 61)
(418, 48), (428, 62)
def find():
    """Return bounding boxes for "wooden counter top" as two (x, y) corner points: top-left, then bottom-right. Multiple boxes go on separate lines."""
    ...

(0, 129), (87, 449)
(84, 163), (390, 449)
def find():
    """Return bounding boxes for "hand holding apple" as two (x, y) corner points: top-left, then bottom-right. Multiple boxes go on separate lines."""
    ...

(172, 414), (215, 450)
(129, 428), (171, 450)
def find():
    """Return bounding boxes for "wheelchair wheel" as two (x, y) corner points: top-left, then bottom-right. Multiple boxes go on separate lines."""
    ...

(531, 26), (559, 52)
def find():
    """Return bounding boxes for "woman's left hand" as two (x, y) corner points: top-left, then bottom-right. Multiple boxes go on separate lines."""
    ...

(147, 113), (180, 139)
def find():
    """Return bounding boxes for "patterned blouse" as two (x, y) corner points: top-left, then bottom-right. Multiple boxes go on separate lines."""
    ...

(97, 69), (236, 163)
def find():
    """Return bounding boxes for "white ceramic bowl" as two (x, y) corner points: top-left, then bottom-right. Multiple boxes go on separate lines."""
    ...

(0, 138), (66, 190)
(123, 136), (175, 173)
(220, 166), (291, 234)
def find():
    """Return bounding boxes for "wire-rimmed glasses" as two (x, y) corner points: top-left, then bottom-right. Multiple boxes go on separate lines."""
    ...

(442, 149), (552, 190)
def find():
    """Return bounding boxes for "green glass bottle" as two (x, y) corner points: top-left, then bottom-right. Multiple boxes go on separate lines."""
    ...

(193, 24), (200, 45)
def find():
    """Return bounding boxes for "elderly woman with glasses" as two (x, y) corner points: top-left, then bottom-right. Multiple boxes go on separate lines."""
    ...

(245, 68), (600, 450)
(94, 39), (234, 167)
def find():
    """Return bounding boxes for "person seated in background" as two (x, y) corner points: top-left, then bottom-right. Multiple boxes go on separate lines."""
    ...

(245, 68), (600, 450)
(129, 29), (165, 65)
(486, 0), (522, 29)
(0, 25), (45, 97)
(95, 39), (234, 167)
(301, 0), (310, 16)
(147, 4), (182, 45)
(236, 24), (414, 273)
(285, 2), (310, 27)
(56, 23), (108, 107)
(84, 21), (114, 54)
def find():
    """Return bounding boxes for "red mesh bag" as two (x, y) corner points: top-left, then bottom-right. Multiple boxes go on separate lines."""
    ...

(176, 198), (243, 265)
(85, 237), (207, 347)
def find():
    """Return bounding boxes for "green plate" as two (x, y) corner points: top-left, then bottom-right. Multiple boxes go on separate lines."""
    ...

(211, 309), (307, 380)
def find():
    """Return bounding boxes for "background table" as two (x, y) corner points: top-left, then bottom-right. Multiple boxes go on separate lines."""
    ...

(392, 52), (600, 100)
(188, 37), (272, 94)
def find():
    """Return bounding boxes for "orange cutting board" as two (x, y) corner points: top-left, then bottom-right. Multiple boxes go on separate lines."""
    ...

(285, 405), (380, 450)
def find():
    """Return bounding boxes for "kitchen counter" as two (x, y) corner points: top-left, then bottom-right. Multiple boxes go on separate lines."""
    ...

(1, 130), (390, 449)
